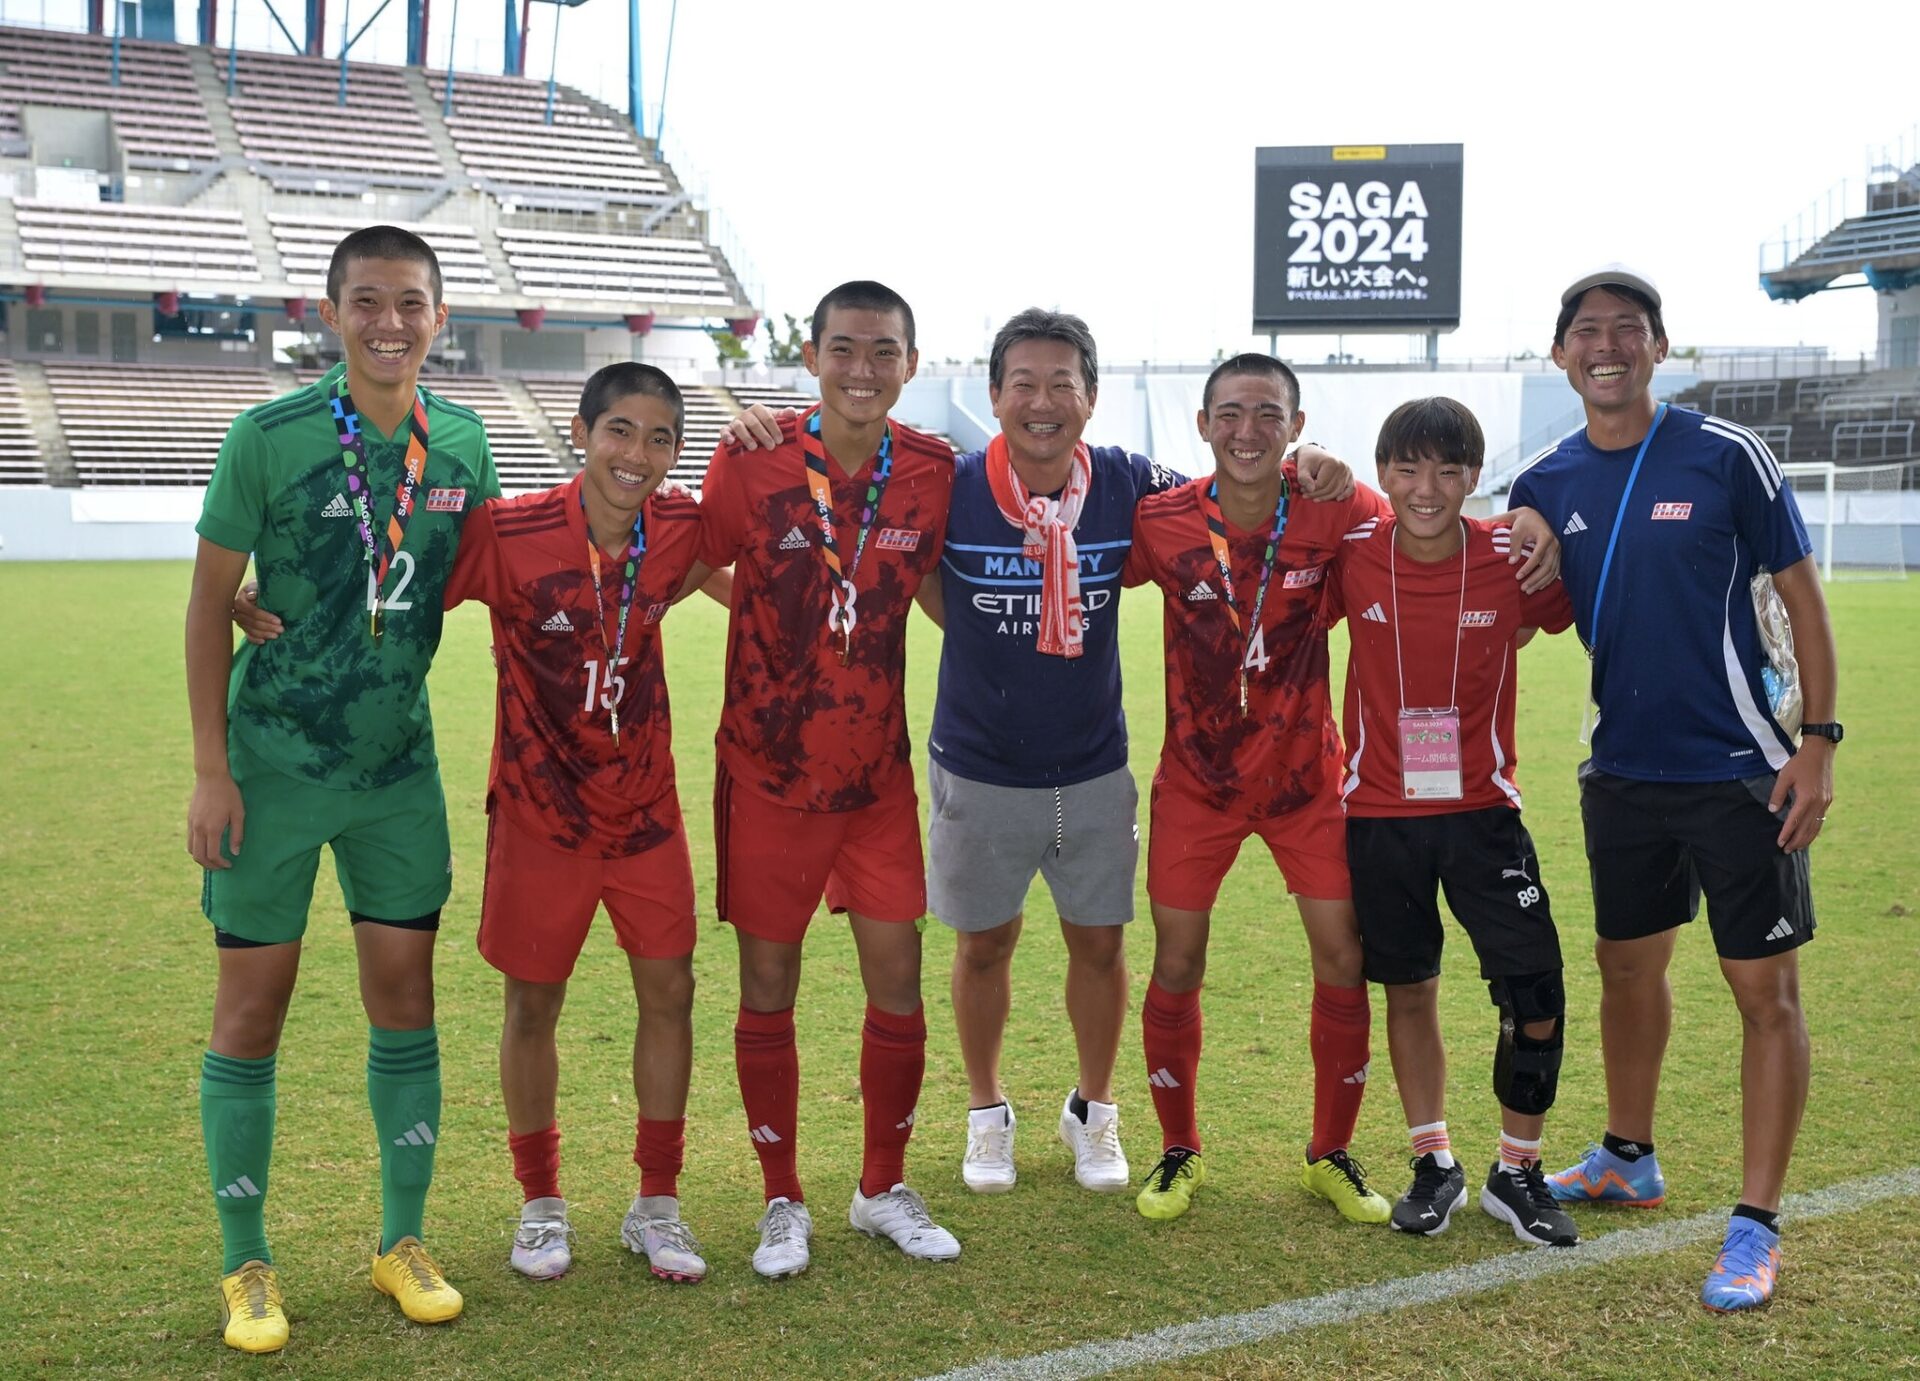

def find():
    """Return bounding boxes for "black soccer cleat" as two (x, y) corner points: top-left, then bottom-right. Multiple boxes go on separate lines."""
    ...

(1391, 1153), (1468, 1236)
(1480, 1160), (1580, 1247)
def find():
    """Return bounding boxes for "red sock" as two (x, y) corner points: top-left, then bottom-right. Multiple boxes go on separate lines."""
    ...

(635, 1116), (685, 1199)
(734, 1005), (803, 1204)
(1309, 980), (1371, 1161)
(508, 1123), (561, 1202)
(1142, 979), (1203, 1152)
(858, 1004), (926, 1198)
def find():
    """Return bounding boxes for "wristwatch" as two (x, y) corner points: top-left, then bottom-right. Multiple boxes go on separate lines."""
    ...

(1800, 722), (1844, 745)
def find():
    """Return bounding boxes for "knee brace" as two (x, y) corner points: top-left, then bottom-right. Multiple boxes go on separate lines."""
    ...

(1489, 970), (1564, 1116)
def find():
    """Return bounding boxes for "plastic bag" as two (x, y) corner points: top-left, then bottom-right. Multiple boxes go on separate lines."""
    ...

(1750, 572), (1802, 737)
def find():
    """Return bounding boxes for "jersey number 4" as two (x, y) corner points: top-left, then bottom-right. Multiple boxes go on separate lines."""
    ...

(1243, 625), (1270, 673)
(583, 656), (632, 713)
(366, 551), (417, 615)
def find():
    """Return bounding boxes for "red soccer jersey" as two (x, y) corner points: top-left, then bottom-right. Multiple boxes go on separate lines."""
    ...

(1124, 467), (1389, 819)
(696, 408), (953, 813)
(444, 473), (702, 856)
(1333, 516), (1574, 817)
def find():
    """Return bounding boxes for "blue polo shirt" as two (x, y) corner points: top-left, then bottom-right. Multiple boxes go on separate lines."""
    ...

(1509, 406), (1812, 783)
(930, 445), (1182, 787)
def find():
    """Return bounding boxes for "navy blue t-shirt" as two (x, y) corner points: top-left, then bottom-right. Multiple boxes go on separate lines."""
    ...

(1509, 406), (1812, 783)
(930, 445), (1182, 787)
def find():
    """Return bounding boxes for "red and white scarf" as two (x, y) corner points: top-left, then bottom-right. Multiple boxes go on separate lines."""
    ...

(985, 433), (1091, 658)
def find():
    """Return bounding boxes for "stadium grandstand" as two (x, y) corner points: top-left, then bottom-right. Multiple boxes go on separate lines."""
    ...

(0, 5), (795, 515)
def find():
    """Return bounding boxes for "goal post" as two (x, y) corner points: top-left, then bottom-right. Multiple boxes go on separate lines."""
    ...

(1781, 461), (1909, 581)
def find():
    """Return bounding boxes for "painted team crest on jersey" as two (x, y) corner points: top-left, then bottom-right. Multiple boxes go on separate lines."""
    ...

(1283, 564), (1325, 589)
(1460, 610), (1498, 628)
(426, 487), (467, 512)
(644, 601), (669, 625)
(1650, 501), (1692, 521)
(876, 527), (922, 552)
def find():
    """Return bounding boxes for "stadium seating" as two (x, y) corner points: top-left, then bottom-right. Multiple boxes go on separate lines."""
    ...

(0, 25), (218, 168)
(427, 69), (670, 205)
(520, 375), (731, 488)
(0, 359), (46, 484)
(726, 385), (820, 416)
(496, 227), (734, 306)
(295, 370), (569, 493)
(269, 215), (498, 297)
(45, 362), (281, 485)
(228, 50), (445, 186)
(16, 198), (259, 284)
(1676, 367), (1920, 465)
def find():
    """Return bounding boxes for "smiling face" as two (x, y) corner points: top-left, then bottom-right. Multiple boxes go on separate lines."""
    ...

(1379, 450), (1477, 552)
(1551, 286), (1668, 419)
(317, 255), (447, 394)
(801, 305), (917, 434)
(990, 337), (1096, 470)
(1196, 371), (1303, 490)
(571, 390), (682, 524)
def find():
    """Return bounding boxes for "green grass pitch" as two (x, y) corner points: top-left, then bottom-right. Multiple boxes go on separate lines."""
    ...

(1, 563), (1914, 1378)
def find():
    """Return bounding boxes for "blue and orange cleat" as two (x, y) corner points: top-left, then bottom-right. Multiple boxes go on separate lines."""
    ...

(1701, 1216), (1780, 1312)
(1545, 1142), (1666, 1207)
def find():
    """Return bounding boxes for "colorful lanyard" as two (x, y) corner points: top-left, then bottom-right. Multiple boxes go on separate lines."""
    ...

(331, 377), (430, 644)
(1589, 402), (1668, 643)
(1201, 477), (1292, 716)
(1388, 519), (1469, 710)
(799, 407), (894, 663)
(582, 489), (648, 745)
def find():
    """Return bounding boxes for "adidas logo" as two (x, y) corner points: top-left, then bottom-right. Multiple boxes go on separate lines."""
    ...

(1343, 1062), (1370, 1086)
(895, 1109), (917, 1132)
(1148, 1067), (1181, 1089)
(540, 611), (574, 633)
(321, 493), (352, 518)
(1185, 581), (1218, 603)
(778, 525), (810, 551)
(1361, 602), (1387, 624)
(215, 1175), (263, 1199)
(1766, 917), (1794, 942)
(392, 1121), (436, 1148)
(1562, 511), (1589, 535)
(749, 1124), (783, 1145)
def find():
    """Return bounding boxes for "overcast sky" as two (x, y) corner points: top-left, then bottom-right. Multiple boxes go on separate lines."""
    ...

(41, 0), (1920, 365)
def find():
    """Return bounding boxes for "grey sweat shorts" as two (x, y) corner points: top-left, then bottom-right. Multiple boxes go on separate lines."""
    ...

(927, 759), (1140, 932)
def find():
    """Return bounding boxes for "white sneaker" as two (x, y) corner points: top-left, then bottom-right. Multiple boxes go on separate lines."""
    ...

(621, 1193), (708, 1282)
(849, 1182), (961, 1261)
(752, 1196), (813, 1279)
(1058, 1091), (1131, 1192)
(962, 1101), (1017, 1193)
(510, 1196), (573, 1280)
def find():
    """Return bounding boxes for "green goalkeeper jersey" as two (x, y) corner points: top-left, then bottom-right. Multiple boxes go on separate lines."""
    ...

(197, 363), (501, 791)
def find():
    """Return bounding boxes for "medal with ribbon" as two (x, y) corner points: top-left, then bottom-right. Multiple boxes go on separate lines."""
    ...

(1200, 476), (1292, 717)
(799, 407), (894, 664)
(331, 377), (430, 644)
(582, 489), (648, 746)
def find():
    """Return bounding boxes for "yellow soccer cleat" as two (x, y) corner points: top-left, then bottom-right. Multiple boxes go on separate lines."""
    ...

(218, 1259), (289, 1354)
(1301, 1146), (1393, 1224)
(371, 1236), (464, 1324)
(1136, 1147), (1206, 1221)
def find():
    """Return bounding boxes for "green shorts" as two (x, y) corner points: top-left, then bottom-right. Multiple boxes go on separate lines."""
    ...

(201, 734), (453, 945)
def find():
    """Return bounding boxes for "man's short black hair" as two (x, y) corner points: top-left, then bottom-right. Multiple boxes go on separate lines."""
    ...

(1375, 396), (1485, 470)
(1202, 352), (1301, 414)
(1554, 283), (1665, 349)
(578, 361), (684, 440)
(325, 225), (443, 306)
(988, 307), (1098, 393)
(810, 280), (916, 352)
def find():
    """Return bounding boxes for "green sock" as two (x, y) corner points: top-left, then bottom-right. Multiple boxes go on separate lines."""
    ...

(367, 1025), (440, 1253)
(201, 1050), (276, 1273)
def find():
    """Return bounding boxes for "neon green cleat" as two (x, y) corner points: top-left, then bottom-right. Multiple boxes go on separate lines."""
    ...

(1301, 1146), (1392, 1224)
(1136, 1147), (1206, 1221)
(371, 1236), (464, 1324)
(217, 1260), (288, 1354)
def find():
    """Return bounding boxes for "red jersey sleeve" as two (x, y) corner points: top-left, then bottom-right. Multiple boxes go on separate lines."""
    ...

(443, 496), (505, 609)
(1520, 577), (1575, 634)
(1123, 509), (1159, 587)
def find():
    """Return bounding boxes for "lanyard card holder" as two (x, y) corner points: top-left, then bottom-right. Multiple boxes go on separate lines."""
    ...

(1399, 707), (1463, 800)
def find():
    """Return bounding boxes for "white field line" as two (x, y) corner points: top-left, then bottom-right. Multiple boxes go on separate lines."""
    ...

(922, 1168), (1920, 1381)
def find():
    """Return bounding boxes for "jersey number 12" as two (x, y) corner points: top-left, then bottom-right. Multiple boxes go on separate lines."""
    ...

(366, 551), (417, 615)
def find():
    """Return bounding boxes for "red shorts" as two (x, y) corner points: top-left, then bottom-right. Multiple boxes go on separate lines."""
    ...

(713, 761), (926, 943)
(478, 805), (697, 983)
(1147, 767), (1351, 911)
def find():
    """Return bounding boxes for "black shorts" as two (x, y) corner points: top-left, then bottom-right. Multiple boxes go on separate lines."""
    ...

(1347, 808), (1563, 987)
(1578, 766), (1814, 961)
